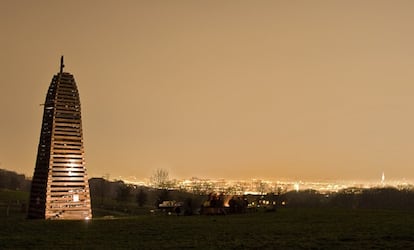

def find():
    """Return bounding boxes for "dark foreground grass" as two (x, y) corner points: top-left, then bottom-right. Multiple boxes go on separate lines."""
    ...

(2, 208), (414, 249)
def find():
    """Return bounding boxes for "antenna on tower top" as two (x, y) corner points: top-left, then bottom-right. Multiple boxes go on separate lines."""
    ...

(60, 56), (65, 74)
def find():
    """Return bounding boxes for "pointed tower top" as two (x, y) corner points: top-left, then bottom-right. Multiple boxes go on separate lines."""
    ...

(60, 56), (65, 74)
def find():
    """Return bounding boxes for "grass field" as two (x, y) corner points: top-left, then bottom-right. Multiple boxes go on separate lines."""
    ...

(1, 208), (414, 249)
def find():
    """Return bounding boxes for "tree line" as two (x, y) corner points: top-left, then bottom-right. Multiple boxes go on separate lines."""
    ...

(3, 168), (414, 213)
(0, 169), (31, 191)
(280, 187), (414, 210)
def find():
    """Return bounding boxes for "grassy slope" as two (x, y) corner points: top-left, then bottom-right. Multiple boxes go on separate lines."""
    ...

(0, 189), (29, 202)
(1, 208), (414, 249)
(0, 189), (29, 218)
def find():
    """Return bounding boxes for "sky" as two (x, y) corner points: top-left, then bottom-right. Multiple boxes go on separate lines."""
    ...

(1, 0), (414, 181)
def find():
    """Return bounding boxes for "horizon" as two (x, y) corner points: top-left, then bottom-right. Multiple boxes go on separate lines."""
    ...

(2, 1), (414, 182)
(2, 166), (411, 186)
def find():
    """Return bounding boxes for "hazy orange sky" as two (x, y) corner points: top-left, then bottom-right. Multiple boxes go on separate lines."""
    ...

(2, 0), (414, 181)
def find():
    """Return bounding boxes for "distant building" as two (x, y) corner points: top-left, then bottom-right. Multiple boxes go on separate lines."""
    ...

(28, 57), (92, 219)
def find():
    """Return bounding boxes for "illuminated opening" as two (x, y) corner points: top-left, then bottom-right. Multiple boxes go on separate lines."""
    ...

(73, 194), (79, 202)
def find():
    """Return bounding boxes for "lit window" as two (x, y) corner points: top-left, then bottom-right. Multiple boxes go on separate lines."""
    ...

(73, 194), (79, 202)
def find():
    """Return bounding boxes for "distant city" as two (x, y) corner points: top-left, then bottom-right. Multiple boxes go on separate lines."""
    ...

(120, 174), (414, 195)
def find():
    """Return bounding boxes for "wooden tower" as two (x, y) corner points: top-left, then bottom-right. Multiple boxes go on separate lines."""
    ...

(28, 57), (92, 219)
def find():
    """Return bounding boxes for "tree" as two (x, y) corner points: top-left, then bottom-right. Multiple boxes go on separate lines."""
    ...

(150, 168), (169, 189)
(116, 183), (132, 203)
(0, 169), (29, 190)
(91, 178), (110, 204)
(254, 180), (268, 195)
(136, 188), (148, 207)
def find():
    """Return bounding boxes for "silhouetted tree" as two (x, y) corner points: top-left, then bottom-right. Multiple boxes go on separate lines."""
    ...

(150, 168), (169, 189)
(0, 169), (30, 191)
(253, 180), (268, 195)
(136, 188), (148, 207)
(89, 177), (110, 205)
(116, 183), (132, 203)
(282, 190), (326, 208)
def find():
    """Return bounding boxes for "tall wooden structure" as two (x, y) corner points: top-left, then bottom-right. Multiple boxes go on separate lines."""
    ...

(28, 57), (92, 219)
